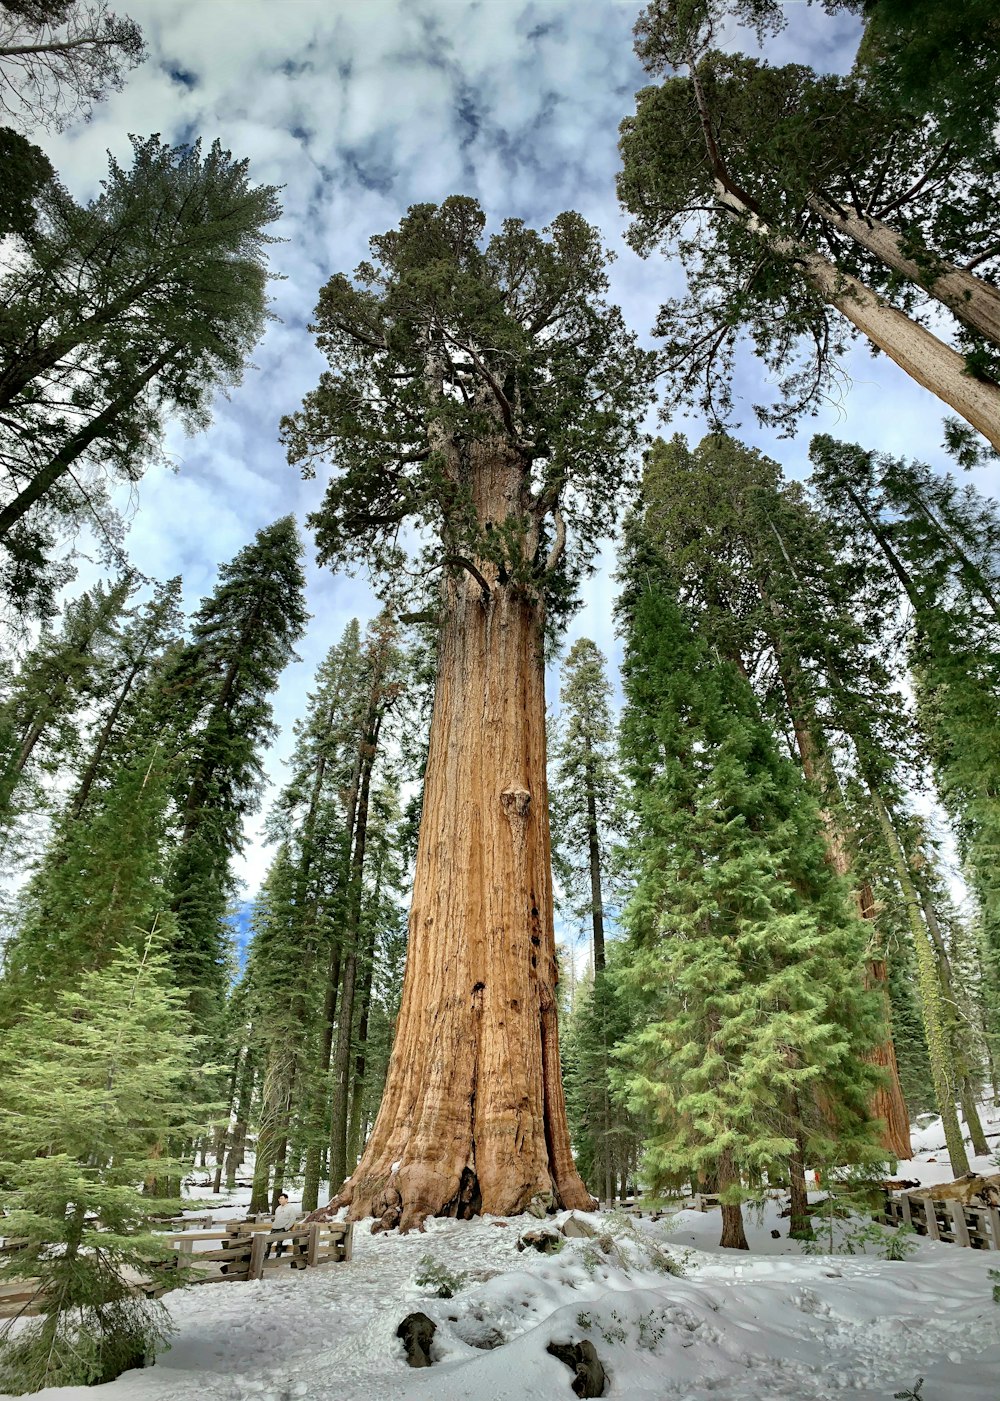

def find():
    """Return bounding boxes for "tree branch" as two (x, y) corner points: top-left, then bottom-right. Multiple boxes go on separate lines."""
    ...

(544, 508), (566, 574)
(443, 553), (492, 599)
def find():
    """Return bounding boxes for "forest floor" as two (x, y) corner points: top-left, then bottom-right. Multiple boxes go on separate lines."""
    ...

(4, 1106), (1000, 1401)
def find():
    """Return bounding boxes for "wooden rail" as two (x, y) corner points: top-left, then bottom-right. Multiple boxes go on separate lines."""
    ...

(877, 1193), (1000, 1250)
(0, 1221), (353, 1320)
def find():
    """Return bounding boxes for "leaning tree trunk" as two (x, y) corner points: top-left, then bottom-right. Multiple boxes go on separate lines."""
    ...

(808, 196), (1000, 350)
(326, 451), (593, 1232)
(716, 186), (1000, 452)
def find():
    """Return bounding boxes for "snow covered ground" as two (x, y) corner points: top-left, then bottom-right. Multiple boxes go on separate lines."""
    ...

(5, 1105), (1000, 1401)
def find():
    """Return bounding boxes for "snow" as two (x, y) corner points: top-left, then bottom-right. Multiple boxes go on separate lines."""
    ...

(5, 1108), (1000, 1401)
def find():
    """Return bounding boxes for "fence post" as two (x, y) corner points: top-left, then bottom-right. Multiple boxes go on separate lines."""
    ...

(989, 1207), (1000, 1251)
(953, 1205), (971, 1248)
(249, 1233), (268, 1281)
(342, 1221), (354, 1263)
(307, 1224), (320, 1267)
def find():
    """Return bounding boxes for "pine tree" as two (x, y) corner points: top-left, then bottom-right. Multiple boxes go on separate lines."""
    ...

(550, 638), (618, 1201)
(0, 575), (132, 840)
(617, 555), (886, 1249)
(0, 937), (204, 1392)
(167, 515), (307, 1022)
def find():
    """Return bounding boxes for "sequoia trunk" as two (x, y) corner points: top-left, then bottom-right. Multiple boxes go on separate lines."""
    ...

(330, 451), (593, 1231)
(808, 197), (1000, 350)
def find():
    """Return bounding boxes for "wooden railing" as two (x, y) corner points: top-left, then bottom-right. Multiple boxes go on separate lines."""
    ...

(0, 1220), (352, 1320)
(877, 1192), (1000, 1250)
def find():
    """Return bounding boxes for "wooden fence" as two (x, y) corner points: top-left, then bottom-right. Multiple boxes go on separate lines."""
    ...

(0, 1220), (352, 1321)
(876, 1193), (1000, 1250)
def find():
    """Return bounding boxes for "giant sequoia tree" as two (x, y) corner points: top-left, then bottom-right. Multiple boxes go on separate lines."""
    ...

(283, 196), (653, 1229)
(619, 9), (1000, 446)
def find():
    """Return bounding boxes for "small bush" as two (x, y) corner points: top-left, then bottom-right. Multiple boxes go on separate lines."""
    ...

(414, 1254), (468, 1299)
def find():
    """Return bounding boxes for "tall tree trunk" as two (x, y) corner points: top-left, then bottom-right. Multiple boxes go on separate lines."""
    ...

(301, 924), (342, 1210)
(716, 186), (1000, 451)
(328, 718), (379, 1191)
(718, 1149), (749, 1250)
(808, 195), (1000, 350)
(347, 922), (378, 1169)
(224, 1048), (255, 1191)
(0, 350), (175, 538)
(327, 449), (592, 1230)
(868, 785), (969, 1175)
(584, 742), (614, 1209)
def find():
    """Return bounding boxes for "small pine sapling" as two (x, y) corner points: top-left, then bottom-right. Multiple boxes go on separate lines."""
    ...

(0, 935), (213, 1392)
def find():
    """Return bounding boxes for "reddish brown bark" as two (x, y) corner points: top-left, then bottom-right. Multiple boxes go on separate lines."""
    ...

(325, 446), (593, 1231)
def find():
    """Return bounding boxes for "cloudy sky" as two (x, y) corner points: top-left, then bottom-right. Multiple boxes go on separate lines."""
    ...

(29, 0), (998, 904)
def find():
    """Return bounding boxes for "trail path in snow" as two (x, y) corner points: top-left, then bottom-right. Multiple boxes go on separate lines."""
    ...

(4, 1104), (1000, 1400)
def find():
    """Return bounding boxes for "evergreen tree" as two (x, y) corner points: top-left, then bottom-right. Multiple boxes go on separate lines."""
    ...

(0, 738), (176, 1017)
(0, 134), (281, 596)
(617, 555), (886, 1248)
(550, 637), (618, 1201)
(281, 196), (652, 1227)
(0, 574), (132, 839)
(0, 937), (203, 1392)
(809, 434), (1000, 1089)
(167, 515), (307, 1022)
(619, 19), (1000, 446)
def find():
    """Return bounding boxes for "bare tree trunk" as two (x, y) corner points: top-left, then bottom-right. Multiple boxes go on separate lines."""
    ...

(716, 187), (1000, 451)
(328, 718), (379, 1191)
(787, 1116), (814, 1241)
(225, 1049), (255, 1190)
(718, 1149), (748, 1250)
(808, 196), (1000, 349)
(327, 447), (592, 1231)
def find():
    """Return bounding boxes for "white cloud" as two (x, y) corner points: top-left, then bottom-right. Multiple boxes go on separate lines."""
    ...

(20, 0), (999, 897)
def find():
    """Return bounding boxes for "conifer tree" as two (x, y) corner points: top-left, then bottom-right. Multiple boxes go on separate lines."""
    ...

(617, 551), (886, 1249)
(637, 432), (914, 1157)
(0, 134), (280, 592)
(0, 738), (176, 1018)
(809, 434), (1000, 1085)
(283, 196), (652, 1227)
(0, 937), (202, 1392)
(168, 515), (307, 1022)
(550, 638), (618, 1201)
(0, 574), (132, 839)
(620, 9), (1000, 446)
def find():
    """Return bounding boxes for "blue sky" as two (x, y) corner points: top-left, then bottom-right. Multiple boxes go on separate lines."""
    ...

(31, 0), (998, 903)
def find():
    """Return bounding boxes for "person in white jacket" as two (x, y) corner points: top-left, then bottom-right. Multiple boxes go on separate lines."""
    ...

(266, 1192), (301, 1261)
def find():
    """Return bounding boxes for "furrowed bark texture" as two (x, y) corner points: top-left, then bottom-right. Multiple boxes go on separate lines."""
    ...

(334, 451), (593, 1231)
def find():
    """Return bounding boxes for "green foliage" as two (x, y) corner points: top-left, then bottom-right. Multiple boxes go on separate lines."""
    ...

(282, 196), (654, 622)
(616, 546), (887, 1195)
(0, 575), (133, 834)
(619, 22), (1000, 434)
(0, 134), (281, 607)
(167, 516), (308, 1019)
(635, 0), (1000, 152)
(989, 1267), (1000, 1304)
(550, 638), (617, 944)
(894, 1379), (925, 1401)
(414, 1254), (468, 1298)
(0, 938), (207, 1392)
